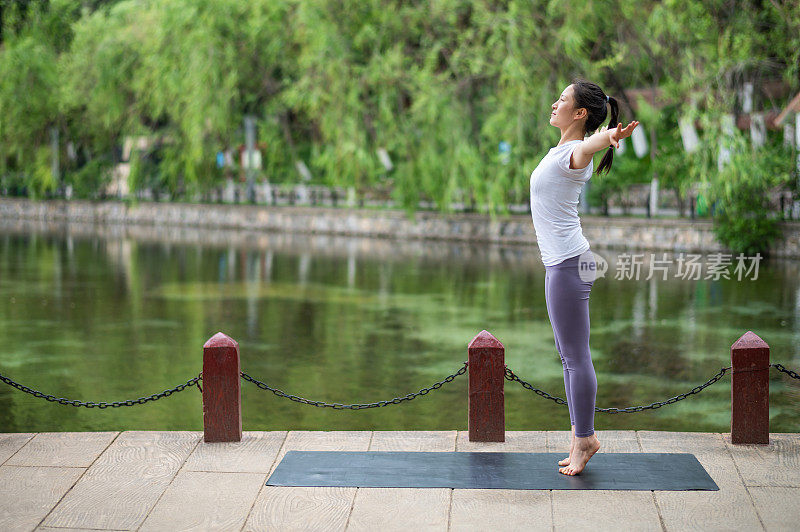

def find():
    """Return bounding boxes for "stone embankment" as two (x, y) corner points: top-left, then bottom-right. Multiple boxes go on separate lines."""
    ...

(1, 198), (799, 257)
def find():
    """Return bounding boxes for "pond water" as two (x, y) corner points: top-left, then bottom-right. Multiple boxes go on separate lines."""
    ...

(0, 220), (798, 433)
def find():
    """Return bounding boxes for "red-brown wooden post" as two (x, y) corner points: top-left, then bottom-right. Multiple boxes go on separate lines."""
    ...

(203, 332), (242, 442)
(731, 331), (770, 444)
(468, 330), (505, 442)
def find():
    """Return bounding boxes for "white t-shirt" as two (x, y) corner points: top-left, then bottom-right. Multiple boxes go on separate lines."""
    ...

(529, 140), (592, 267)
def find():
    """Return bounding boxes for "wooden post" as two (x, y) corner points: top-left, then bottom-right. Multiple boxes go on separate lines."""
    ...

(731, 331), (770, 444)
(468, 330), (505, 442)
(203, 332), (242, 443)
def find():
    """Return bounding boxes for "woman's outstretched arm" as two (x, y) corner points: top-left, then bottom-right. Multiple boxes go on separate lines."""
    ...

(570, 121), (640, 169)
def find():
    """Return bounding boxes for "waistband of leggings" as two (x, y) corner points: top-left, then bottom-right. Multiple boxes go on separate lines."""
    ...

(545, 251), (592, 269)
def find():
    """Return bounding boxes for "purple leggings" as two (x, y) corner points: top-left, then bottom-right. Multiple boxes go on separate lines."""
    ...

(544, 252), (596, 438)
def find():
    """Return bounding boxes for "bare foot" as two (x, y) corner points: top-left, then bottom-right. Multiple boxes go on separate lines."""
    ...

(558, 426), (576, 466)
(559, 434), (600, 476)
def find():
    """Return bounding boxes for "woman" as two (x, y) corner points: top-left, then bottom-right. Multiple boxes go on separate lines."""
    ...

(529, 79), (638, 475)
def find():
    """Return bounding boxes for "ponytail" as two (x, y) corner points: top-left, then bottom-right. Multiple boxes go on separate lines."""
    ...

(570, 79), (621, 175)
(596, 95), (619, 175)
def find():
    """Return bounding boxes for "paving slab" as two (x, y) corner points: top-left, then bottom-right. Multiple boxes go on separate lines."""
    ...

(553, 490), (663, 531)
(370, 430), (457, 451)
(639, 431), (764, 532)
(0, 433), (34, 464)
(347, 487), (451, 531)
(40, 431), (200, 530)
(0, 465), (84, 532)
(748, 486), (800, 531)
(243, 486), (356, 532)
(724, 433), (800, 488)
(0, 430), (794, 532)
(183, 430), (287, 473)
(450, 489), (551, 532)
(5, 431), (118, 468)
(456, 430), (547, 452)
(37, 528), (127, 531)
(140, 471), (265, 531)
(245, 431), (371, 531)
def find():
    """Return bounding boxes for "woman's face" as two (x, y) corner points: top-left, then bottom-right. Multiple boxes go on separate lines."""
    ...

(549, 85), (582, 129)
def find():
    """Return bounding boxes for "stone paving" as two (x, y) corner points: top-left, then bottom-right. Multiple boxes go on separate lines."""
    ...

(1, 430), (798, 531)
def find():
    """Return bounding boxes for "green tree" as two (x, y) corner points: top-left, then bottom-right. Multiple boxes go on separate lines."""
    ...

(0, 0), (797, 235)
(0, 7), (60, 196)
(708, 132), (795, 256)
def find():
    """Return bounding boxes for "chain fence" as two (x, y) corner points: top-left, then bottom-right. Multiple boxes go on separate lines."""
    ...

(240, 363), (468, 409)
(504, 363), (800, 413)
(0, 372), (202, 408)
(0, 361), (798, 412)
(503, 365), (733, 413)
(773, 363), (800, 380)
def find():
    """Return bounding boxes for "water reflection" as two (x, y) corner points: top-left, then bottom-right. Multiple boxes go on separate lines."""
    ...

(0, 218), (798, 433)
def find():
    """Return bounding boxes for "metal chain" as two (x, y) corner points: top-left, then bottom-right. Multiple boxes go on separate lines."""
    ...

(502, 366), (569, 406)
(1, 360), (796, 413)
(772, 363), (800, 380)
(0, 371), (203, 408)
(240, 362), (468, 409)
(504, 365), (733, 414)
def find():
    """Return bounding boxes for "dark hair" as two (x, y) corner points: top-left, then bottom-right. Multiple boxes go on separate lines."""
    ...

(571, 78), (619, 175)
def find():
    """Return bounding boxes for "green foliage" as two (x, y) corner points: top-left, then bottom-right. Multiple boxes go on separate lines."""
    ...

(0, 34), (59, 173)
(63, 156), (113, 199)
(0, 0), (797, 245)
(29, 146), (58, 198)
(711, 191), (781, 257)
(708, 135), (795, 256)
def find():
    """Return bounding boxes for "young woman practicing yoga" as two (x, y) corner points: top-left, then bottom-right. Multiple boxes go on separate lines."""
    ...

(529, 79), (639, 475)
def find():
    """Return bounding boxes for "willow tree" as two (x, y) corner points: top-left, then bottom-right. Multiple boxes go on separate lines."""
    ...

(0, 0), (80, 196)
(646, 0), (799, 253)
(1, 0), (797, 227)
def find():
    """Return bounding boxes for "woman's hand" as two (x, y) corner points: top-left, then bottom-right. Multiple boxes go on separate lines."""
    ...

(601, 121), (640, 149)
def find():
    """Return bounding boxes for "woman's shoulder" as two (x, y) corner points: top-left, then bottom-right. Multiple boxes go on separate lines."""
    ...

(550, 140), (592, 177)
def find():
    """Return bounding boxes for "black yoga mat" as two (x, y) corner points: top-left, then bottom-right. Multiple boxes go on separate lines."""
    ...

(266, 451), (718, 491)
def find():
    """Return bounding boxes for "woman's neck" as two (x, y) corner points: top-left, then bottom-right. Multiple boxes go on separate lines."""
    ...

(558, 124), (585, 146)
